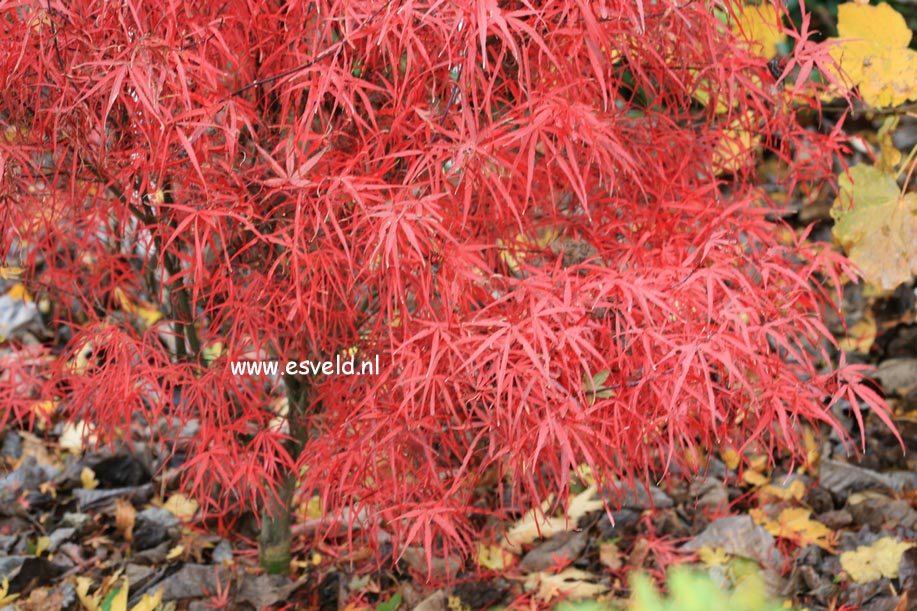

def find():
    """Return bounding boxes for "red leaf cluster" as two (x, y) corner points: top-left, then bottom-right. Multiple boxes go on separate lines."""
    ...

(0, 0), (893, 562)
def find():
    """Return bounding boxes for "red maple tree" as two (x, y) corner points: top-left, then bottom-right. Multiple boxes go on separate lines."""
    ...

(0, 0), (894, 574)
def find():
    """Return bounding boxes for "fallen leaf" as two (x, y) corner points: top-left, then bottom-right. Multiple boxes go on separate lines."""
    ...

(115, 498), (136, 542)
(503, 485), (604, 553)
(525, 568), (609, 602)
(831, 164), (917, 292)
(129, 588), (163, 611)
(0, 577), (20, 606)
(750, 507), (834, 551)
(827, 2), (917, 108)
(599, 541), (623, 570)
(476, 543), (516, 570)
(838, 315), (878, 353)
(697, 545), (730, 568)
(162, 493), (199, 520)
(733, 3), (786, 59)
(81, 467), (99, 490)
(841, 537), (915, 583)
(759, 479), (806, 501)
(59, 421), (97, 454)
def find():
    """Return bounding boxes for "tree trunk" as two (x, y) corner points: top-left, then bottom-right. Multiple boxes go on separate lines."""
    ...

(259, 373), (310, 574)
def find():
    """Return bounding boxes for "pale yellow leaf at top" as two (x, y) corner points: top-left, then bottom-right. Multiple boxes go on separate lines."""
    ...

(828, 2), (917, 107)
(841, 537), (915, 582)
(733, 3), (787, 59)
(831, 165), (917, 292)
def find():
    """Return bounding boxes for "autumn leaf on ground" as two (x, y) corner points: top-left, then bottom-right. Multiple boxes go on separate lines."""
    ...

(81, 467), (99, 490)
(827, 2), (917, 108)
(841, 537), (915, 582)
(502, 485), (604, 553)
(838, 314), (878, 354)
(475, 543), (516, 570)
(732, 3), (786, 59)
(749, 507), (835, 551)
(525, 568), (609, 602)
(831, 164), (917, 291)
(162, 493), (199, 520)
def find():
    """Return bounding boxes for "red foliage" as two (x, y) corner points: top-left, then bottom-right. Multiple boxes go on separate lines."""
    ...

(0, 0), (894, 562)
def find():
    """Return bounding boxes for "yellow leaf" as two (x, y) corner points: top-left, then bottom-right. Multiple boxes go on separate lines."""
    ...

(697, 545), (730, 567)
(712, 112), (761, 175)
(30, 400), (57, 426)
(831, 165), (917, 291)
(827, 2), (917, 108)
(733, 3), (787, 59)
(166, 544), (185, 561)
(502, 485), (603, 553)
(301, 495), (323, 520)
(525, 568), (609, 602)
(129, 588), (163, 611)
(0, 266), (24, 280)
(475, 543), (515, 570)
(76, 577), (101, 611)
(838, 316), (877, 353)
(7, 283), (32, 302)
(742, 469), (769, 487)
(498, 227), (560, 273)
(0, 577), (20, 606)
(108, 580), (129, 611)
(163, 494), (198, 520)
(59, 421), (97, 454)
(201, 341), (225, 363)
(759, 479), (806, 501)
(720, 446), (741, 470)
(34, 536), (50, 557)
(877, 116), (902, 173)
(751, 507), (834, 550)
(840, 537), (915, 582)
(81, 467), (99, 490)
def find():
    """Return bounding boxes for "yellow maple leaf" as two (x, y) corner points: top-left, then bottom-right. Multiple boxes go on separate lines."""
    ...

(475, 543), (516, 570)
(750, 507), (834, 551)
(841, 537), (915, 583)
(712, 112), (761, 175)
(831, 164), (917, 292)
(733, 3), (787, 59)
(827, 2), (917, 108)
(162, 493), (199, 520)
(697, 545), (731, 567)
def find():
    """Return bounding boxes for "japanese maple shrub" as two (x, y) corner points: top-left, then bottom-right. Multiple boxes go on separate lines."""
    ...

(0, 0), (893, 574)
